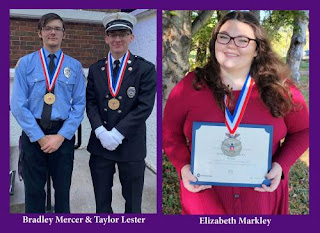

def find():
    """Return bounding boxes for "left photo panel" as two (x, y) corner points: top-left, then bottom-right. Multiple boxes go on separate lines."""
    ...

(9, 9), (157, 214)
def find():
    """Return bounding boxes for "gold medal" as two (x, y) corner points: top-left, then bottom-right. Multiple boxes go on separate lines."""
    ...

(44, 92), (56, 105)
(108, 98), (120, 110)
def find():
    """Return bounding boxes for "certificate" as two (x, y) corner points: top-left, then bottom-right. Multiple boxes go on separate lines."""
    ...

(190, 122), (273, 187)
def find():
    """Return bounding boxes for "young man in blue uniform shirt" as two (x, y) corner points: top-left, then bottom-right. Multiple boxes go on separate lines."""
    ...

(86, 12), (157, 213)
(11, 13), (86, 213)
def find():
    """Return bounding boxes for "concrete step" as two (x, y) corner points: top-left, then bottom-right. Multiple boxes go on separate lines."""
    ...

(10, 147), (157, 213)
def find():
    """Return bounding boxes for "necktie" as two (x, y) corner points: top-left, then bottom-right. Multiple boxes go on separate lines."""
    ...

(113, 60), (120, 86)
(40, 54), (56, 129)
(48, 54), (56, 76)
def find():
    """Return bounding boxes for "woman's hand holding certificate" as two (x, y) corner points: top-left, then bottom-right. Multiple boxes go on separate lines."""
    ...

(254, 162), (282, 192)
(181, 164), (212, 193)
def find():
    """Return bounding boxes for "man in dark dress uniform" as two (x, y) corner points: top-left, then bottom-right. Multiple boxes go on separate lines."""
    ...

(86, 12), (157, 213)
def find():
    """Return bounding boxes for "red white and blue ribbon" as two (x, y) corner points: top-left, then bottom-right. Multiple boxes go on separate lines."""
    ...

(106, 51), (130, 97)
(39, 48), (64, 92)
(224, 74), (254, 135)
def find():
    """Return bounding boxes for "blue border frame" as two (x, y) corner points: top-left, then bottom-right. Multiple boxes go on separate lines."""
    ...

(190, 122), (273, 187)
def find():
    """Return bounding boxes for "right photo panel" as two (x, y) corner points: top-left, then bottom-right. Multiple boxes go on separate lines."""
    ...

(162, 10), (309, 215)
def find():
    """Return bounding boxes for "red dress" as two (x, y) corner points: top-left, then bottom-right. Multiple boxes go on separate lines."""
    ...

(163, 72), (309, 215)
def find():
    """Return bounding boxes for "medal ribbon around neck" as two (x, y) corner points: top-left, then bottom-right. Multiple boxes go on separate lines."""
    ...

(224, 74), (254, 135)
(106, 51), (130, 97)
(39, 48), (64, 92)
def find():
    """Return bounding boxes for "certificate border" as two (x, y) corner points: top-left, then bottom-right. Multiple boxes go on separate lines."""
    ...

(190, 122), (273, 187)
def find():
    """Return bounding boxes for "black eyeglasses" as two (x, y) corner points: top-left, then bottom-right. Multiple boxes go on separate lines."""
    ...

(216, 33), (257, 48)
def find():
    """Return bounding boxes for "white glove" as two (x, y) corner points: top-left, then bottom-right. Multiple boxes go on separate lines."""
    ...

(110, 127), (125, 144)
(95, 126), (118, 151)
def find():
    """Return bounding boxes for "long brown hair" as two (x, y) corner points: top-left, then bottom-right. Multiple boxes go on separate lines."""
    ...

(194, 11), (294, 117)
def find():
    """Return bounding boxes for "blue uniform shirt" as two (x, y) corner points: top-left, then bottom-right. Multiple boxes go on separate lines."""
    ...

(11, 47), (86, 142)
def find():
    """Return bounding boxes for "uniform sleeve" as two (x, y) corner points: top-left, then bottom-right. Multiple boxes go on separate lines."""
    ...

(162, 77), (191, 178)
(10, 57), (45, 142)
(115, 63), (157, 139)
(272, 86), (309, 176)
(58, 62), (86, 139)
(86, 65), (104, 131)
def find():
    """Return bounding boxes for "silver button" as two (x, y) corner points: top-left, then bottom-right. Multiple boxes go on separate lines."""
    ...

(104, 108), (108, 112)
(118, 96), (122, 100)
(118, 110), (122, 114)
(234, 194), (240, 199)
(103, 121), (107, 124)
(105, 94), (109, 99)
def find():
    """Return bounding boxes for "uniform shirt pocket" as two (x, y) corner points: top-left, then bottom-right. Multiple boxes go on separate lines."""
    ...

(26, 73), (46, 98)
(56, 74), (76, 102)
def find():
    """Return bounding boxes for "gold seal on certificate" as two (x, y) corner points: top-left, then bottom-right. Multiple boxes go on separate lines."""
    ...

(44, 92), (55, 105)
(108, 98), (120, 110)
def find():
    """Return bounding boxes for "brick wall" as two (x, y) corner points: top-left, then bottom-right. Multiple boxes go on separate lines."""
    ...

(10, 17), (109, 68)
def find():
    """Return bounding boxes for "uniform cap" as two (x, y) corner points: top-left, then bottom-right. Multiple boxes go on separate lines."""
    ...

(103, 12), (137, 32)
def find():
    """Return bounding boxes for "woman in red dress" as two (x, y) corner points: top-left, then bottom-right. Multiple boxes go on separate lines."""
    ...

(163, 11), (309, 214)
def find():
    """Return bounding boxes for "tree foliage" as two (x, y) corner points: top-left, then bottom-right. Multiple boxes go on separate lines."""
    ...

(190, 11), (217, 70)
(262, 11), (296, 41)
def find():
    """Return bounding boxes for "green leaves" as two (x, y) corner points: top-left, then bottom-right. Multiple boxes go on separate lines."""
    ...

(289, 159), (309, 214)
(162, 154), (181, 214)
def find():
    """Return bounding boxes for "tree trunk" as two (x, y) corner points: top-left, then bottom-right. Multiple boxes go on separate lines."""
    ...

(162, 11), (192, 110)
(196, 38), (208, 67)
(286, 11), (309, 83)
(191, 11), (214, 36)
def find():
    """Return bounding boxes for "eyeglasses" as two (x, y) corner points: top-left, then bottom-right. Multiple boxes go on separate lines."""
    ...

(42, 26), (64, 33)
(107, 32), (130, 39)
(216, 33), (257, 48)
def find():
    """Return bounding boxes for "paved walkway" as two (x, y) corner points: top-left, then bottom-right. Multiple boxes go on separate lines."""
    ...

(10, 147), (157, 213)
